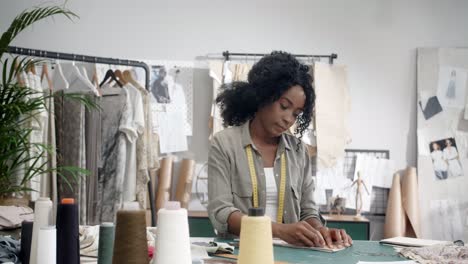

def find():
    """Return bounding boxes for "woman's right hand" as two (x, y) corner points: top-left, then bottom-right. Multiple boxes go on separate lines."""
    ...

(273, 221), (325, 247)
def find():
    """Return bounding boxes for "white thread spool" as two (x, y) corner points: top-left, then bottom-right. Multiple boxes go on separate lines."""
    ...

(154, 201), (191, 264)
(37, 226), (56, 264)
(30, 197), (53, 264)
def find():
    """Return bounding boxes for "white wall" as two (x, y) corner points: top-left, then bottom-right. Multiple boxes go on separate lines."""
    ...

(1, 0), (468, 169)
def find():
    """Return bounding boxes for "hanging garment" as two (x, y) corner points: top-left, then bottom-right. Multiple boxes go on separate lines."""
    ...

(208, 60), (225, 140)
(229, 63), (252, 82)
(97, 84), (128, 222)
(54, 90), (87, 224)
(133, 81), (160, 209)
(120, 84), (145, 203)
(208, 61), (251, 139)
(314, 62), (351, 169)
(85, 95), (101, 225)
(40, 70), (58, 214)
(24, 72), (48, 201)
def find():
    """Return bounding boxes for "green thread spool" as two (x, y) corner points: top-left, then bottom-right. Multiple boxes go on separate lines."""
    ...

(98, 222), (115, 264)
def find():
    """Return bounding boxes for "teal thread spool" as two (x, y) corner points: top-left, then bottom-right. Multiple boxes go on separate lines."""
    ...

(98, 222), (115, 264)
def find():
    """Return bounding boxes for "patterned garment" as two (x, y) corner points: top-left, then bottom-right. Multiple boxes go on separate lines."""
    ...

(55, 91), (87, 224)
(97, 86), (128, 222)
(85, 96), (101, 225)
(399, 244), (468, 264)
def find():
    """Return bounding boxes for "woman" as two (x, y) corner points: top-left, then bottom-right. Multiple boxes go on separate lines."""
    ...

(207, 51), (352, 248)
(430, 142), (448, 180)
(443, 138), (463, 178)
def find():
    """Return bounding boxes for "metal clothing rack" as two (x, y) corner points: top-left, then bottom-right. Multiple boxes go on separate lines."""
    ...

(6, 45), (157, 226)
(7, 46), (151, 89)
(222, 50), (338, 64)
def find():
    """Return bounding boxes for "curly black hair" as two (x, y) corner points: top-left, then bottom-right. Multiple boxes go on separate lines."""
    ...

(216, 51), (315, 141)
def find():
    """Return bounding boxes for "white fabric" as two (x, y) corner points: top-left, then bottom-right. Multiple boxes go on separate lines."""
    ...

(208, 61), (225, 140)
(264, 167), (278, 222)
(120, 84), (145, 203)
(443, 147), (463, 177)
(314, 63), (351, 169)
(25, 72), (48, 201)
(164, 75), (191, 136)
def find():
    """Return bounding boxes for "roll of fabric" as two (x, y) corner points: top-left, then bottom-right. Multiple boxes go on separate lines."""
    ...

(156, 156), (174, 212)
(384, 173), (406, 238)
(98, 222), (115, 264)
(19, 221), (33, 264)
(175, 159), (195, 209)
(37, 226), (56, 264)
(30, 197), (53, 264)
(112, 210), (148, 264)
(56, 198), (79, 264)
(401, 167), (421, 238)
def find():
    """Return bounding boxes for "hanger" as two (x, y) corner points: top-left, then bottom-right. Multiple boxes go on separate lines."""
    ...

(41, 64), (53, 91)
(114, 69), (127, 86)
(26, 59), (37, 75)
(66, 55), (100, 95)
(51, 57), (69, 91)
(99, 68), (122, 88)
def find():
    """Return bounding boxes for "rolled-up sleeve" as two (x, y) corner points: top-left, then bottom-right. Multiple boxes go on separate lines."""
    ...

(299, 148), (322, 223)
(207, 136), (240, 234)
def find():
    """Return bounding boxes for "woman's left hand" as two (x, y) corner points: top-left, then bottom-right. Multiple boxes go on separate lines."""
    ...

(316, 226), (353, 248)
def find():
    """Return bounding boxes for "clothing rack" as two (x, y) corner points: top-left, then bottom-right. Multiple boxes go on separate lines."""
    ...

(6, 45), (157, 227)
(222, 50), (338, 64)
(7, 46), (151, 89)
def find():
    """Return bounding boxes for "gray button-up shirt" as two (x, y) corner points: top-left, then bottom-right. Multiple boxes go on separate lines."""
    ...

(207, 121), (320, 234)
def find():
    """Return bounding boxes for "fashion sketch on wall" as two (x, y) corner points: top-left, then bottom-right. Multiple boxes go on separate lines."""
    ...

(151, 66), (171, 104)
(429, 137), (464, 180)
(437, 66), (468, 109)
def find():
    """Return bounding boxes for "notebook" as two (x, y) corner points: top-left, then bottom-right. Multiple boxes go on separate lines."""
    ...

(272, 238), (346, 253)
(379, 236), (451, 247)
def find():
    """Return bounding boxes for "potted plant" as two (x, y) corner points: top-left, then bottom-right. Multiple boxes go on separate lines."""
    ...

(0, 6), (96, 205)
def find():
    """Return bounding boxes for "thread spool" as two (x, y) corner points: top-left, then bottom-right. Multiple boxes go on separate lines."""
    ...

(20, 221), (33, 264)
(156, 156), (174, 212)
(154, 201), (191, 264)
(30, 197), (53, 264)
(112, 210), (148, 264)
(37, 226), (56, 264)
(238, 208), (274, 264)
(175, 159), (195, 209)
(98, 222), (115, 264)
(56, 198), (79, 264)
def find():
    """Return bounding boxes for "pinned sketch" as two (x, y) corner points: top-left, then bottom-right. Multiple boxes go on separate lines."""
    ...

(430, 200), (464, 241)
(157, 111), (188, 154)
(429, 137), (464, 180)
(418, 96), (443, 120)
(147, 62), (194, 136)
(437, 66), (468, 109)
(315, 159), (350, 205)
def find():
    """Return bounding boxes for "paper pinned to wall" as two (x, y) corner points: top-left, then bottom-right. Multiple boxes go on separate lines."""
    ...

(157, 111), (188, 154)
(315, 159), (351, 205)
(437, 66), (468, 109)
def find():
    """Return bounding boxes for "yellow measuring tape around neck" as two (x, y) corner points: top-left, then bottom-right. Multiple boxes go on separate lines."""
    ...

(245, 145), (287, 223)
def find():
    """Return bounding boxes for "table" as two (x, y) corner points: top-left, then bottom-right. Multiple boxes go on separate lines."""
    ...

(211, 240), (406, 264)
(189, 211), (371, 240)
